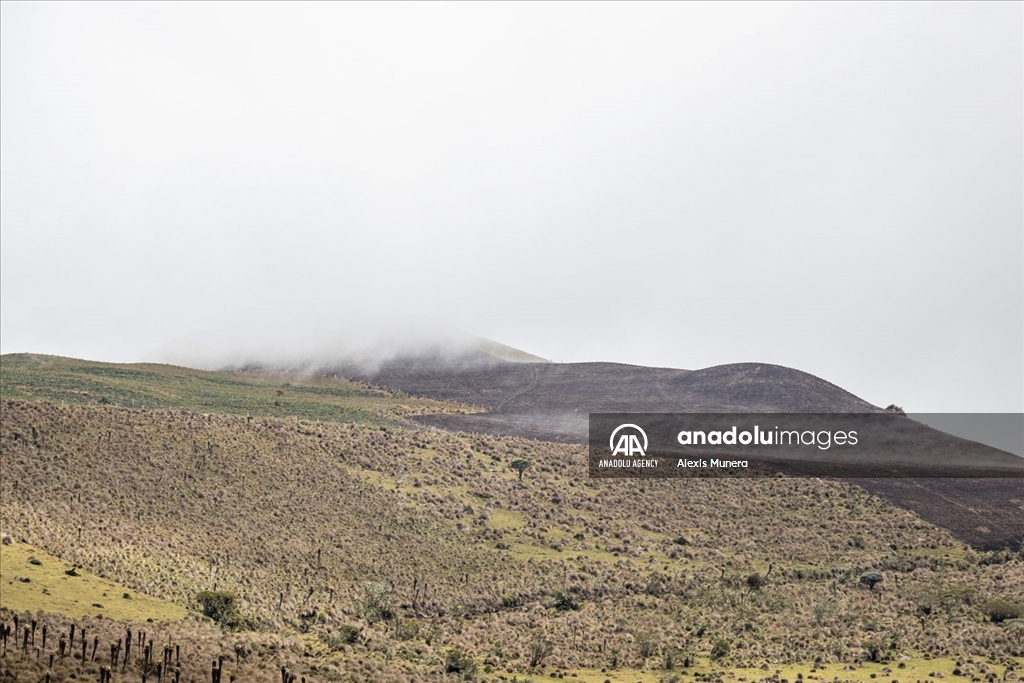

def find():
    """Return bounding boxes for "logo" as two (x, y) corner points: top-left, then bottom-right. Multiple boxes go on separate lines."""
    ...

(610, 423), (648, 457)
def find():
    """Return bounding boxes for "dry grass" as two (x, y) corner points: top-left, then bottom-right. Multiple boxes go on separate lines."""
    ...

(0, 607), (370, 682)
(2, 398), (1023, 682)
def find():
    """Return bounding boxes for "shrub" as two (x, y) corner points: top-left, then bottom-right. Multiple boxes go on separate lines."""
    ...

(529, 638), (554, 667)
(980, 599), (1023, 623)
(664, 645), (679, 670)
(361, 581), (395, 623)
(196, 590), (240, 627)
(320, 625), (361, 651)
(941, 585), (976, 608)
(394, 619), (419, 641)
(444, 648), (477, 676)
(859, 571), (884, 590)
(636, 631), (658, 658)
(510, 458), (531, 481)
(710, 639), (730, 660)
(862, 638), (883, 662)
(551, 589), (580, 611)
(813, 601), (835, 625)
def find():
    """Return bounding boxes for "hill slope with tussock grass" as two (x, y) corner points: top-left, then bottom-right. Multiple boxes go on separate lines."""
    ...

(0, 353), (477, 427)
(2, 396), (1023, 682)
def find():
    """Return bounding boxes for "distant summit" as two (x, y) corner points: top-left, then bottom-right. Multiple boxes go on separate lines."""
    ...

(469, 336), (550, 364)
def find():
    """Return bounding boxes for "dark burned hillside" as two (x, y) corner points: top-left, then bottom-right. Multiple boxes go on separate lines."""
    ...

(338, 357), (879, 414)
(331, 355), (1024, 551)
(334, 359), (880, 442)
(2, 398), (1023, 682)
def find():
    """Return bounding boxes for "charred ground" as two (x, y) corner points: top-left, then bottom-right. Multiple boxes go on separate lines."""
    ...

(330, 353), (1024, 551)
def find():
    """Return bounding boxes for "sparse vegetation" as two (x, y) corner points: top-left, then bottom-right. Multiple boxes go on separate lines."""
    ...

(2, 362), (1024, 682)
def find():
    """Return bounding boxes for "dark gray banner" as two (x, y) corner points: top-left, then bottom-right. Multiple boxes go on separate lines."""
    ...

(589, 413), (1024, 478)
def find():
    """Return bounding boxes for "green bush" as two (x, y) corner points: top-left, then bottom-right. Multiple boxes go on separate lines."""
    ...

(980, 599), (1023, 623)
(394, 619), (420, 641)
(196, 590), (241, 627)
(859, 571), (884, 589)
(361, 581), (395, 623)
(710, 639), (730, 660)
(861, 638), (883, 662)
(444, 648), (478, 676)
(551, 589), (580, 611)
(510, 458), (531, 481)
(636, 631), (658, 658)
(320, 625), (361, 651)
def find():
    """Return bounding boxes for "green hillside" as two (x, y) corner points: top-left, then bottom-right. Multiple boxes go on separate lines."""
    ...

(0, 353), (477, 426)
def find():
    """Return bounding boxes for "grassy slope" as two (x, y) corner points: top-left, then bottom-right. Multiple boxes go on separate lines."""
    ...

(1, 356), (1022, 682)
(0, 353), (477, 427)
(0, 540), (187, 622)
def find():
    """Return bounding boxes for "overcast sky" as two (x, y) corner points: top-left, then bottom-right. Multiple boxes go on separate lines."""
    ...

(2, 2), (1021, 412)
